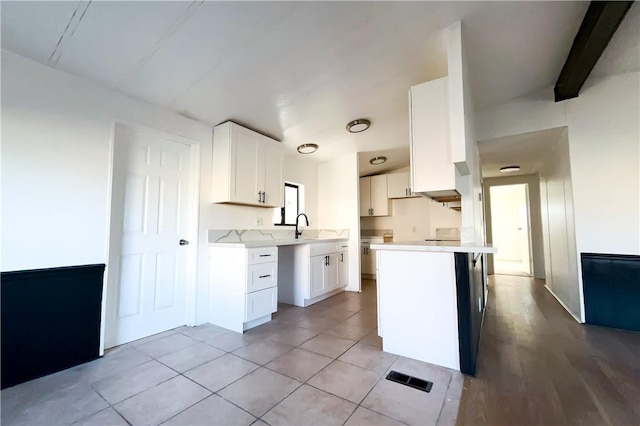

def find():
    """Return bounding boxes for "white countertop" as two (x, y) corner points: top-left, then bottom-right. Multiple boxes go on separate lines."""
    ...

(210, 237), (348, 248)
(370, 241), (496, 254)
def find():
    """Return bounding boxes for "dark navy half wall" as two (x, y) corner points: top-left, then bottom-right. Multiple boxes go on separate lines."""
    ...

(582, 253), (640, 332)
(1, 264), (105, 389)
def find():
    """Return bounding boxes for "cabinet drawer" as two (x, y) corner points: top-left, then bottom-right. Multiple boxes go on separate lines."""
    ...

(245, 287), (277, 322)
(247, 247), (278, 265)
(310, 242), (345, 256)
(247, 263), (277, 293)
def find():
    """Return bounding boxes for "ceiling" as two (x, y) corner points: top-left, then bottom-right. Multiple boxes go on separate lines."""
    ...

(358, 147), (410, 177)
(591, 2), (640, 80)
(1, 1), (595, 164)
(478, 127), (567, 178)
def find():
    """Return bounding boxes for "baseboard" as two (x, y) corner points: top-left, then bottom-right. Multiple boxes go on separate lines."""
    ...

(544, 285), (583, 323)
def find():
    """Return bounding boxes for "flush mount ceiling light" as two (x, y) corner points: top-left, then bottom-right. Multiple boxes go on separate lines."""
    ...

(297, 143), (318, 154)
(499, 165), (521, 173)
(369, 156), (387, 165)
(346, 119), (371, 133)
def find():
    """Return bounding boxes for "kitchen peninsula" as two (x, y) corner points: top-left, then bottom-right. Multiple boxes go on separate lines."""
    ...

(371, 241), (496, 375)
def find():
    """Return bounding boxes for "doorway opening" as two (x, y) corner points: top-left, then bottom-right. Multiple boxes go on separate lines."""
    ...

(489, 184), (532, 277)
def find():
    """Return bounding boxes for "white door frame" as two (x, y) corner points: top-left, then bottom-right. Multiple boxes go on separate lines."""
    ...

(101, 121), (201, 354)
(483, 176), (543, 278)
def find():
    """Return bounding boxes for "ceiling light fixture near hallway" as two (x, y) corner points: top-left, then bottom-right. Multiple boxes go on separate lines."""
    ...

(500, 165), (521, 173)
(297, 143), (318, 154)
(369, 156), (387, 165)
(346, 119), (371, 133)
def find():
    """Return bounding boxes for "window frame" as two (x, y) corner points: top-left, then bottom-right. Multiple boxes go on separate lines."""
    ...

(275, 182), (300, 226)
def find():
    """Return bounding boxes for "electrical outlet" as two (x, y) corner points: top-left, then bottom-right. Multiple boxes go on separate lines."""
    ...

(256, 217), (263, 226)
(412, 226), (417, 233)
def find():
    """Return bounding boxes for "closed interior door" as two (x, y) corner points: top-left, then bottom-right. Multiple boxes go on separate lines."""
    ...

(107, 125), (192, 347)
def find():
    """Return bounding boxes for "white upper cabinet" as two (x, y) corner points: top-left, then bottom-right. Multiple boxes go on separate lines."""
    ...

(359, 176), (371, 217)
(409, 77), (457, 198)
(261, 141), (283, 207)
(212, 121), (283, 208)
(386, 171), (419, 199)
(360, 175), (390, 217)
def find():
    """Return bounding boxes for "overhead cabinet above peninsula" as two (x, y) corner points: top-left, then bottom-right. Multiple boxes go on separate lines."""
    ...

(409, 77), (460, 202)
(212, 121), (283, 208)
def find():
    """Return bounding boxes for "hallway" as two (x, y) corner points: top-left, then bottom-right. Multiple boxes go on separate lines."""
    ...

(457, 275), (640, 425)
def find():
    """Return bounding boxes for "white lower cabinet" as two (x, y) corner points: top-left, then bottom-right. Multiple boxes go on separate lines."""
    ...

(246, 287), (278, 322)
(281, 241), (349, 307)
(338, 251), (348, 288)
(209, 246), (278, 333)
(310, 253), (340, 299)
(310, 255), (327, 298)
(361, 245), (377, 276)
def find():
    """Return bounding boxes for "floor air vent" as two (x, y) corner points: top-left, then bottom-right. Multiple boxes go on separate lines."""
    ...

(386, 370), (433, 393)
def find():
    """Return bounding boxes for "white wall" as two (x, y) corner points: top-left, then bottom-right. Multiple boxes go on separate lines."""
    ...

(539, 129), (580, 320)
(317, 153), (360, 292)
(476, 71), (640, 321)
(282, 154), (318, 227)
(448, 22), (484, 245)
(1, 50), (211, 273)
(1, 50), (322, 327)
(483, 174), (545, 279)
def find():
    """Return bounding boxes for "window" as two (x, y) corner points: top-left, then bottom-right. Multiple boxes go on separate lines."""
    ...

(274, 182), (300, 225)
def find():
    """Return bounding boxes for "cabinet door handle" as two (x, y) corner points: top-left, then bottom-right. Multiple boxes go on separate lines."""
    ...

(259, 274), (271, 279)
(262, 191), (266, 203)
(258, 191), (262, 203)
(405, 188), (408, 196)
(258, 254), (272, 257)
(340, 253), (344, 262)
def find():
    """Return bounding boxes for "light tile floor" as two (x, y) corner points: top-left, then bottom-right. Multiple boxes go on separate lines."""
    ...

(1, 280), (463, 426)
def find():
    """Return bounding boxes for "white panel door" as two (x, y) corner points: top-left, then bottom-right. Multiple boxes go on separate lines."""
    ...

(232, 125), (260, 205)
(261, 140), (283, 207)
(108, 126), (191, 347)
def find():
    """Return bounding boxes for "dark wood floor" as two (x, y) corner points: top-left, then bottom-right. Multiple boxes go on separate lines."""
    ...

(456, 274), (640, 426)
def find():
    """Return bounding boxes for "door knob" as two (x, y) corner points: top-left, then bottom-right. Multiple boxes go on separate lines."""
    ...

(179, 239), (189, 246)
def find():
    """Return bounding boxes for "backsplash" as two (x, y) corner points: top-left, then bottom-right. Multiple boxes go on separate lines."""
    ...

(208, 228), (349, 244)
(360, 229), (393, 237)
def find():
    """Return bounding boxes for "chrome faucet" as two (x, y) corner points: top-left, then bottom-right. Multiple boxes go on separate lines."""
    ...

(295, 213), (309, 239)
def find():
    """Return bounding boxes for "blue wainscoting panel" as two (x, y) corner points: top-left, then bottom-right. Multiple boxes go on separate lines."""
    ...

(1, 264), (105, 389)
(581, 253), (640, 332)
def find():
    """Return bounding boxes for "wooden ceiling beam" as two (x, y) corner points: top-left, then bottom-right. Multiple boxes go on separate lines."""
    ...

(554, 1), (634, 102)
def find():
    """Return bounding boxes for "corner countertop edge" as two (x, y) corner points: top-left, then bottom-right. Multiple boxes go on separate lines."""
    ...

(370, 241), (497, 254)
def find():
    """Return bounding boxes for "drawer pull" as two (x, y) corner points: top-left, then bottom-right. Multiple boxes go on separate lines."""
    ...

(258, 254), (272, 257)
(259, 274), (271, 279)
